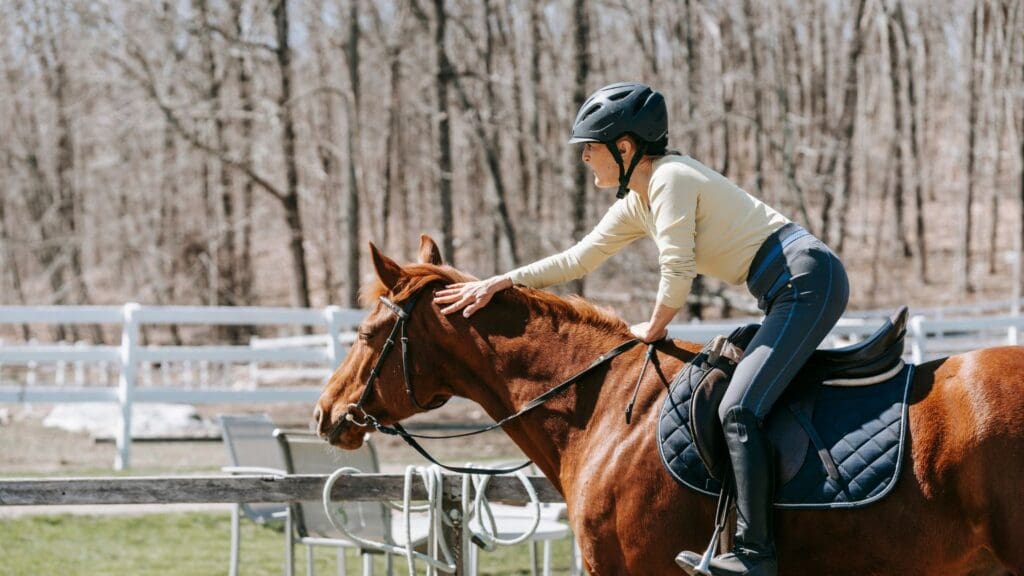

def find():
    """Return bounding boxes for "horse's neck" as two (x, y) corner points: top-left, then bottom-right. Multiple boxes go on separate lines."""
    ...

(452, 315), (629, 489)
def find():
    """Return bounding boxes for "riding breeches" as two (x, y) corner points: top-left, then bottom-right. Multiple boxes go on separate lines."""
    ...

(718, 223), (850, 423)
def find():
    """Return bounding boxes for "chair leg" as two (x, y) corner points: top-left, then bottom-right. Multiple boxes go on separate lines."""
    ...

(529, 541), (538, 576)
(569, 538), (581, 576)
(542, 541), (552, 576)
(307, 545), (315, 576)
(285, 509), (295, 576)
(361, 552), (374, 576)
(229, 504), (240, 576)
(337, 548), (347, 576)
(384, 552), (392, 576)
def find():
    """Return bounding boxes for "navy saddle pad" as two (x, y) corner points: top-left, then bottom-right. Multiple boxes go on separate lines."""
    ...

(658, 362), (914, 509)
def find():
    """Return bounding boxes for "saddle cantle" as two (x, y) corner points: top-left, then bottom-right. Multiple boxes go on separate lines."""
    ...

(658, 307), (915, 509)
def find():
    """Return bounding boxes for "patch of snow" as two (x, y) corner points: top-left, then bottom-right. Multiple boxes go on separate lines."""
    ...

(43, 403), (220, 440)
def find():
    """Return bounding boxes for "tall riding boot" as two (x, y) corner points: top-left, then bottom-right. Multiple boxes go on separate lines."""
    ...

(705, 406), (777, 576)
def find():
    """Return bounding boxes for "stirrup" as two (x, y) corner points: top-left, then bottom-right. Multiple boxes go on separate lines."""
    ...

(692, 486), (733, 575)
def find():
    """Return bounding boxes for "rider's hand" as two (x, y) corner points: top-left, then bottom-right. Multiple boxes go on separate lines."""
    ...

(630, 321), (667, 344)
(433, 276), (513, 317)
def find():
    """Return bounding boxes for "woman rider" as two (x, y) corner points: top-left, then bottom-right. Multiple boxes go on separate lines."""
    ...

(432, 82), (849, 576)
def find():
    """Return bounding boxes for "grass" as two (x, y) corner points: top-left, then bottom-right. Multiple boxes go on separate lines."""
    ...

(0, 512), (576, 575)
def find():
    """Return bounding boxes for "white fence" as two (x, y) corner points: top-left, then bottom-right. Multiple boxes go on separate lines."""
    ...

(0, 304), (364, 469)
(0, 303), (1022, 470)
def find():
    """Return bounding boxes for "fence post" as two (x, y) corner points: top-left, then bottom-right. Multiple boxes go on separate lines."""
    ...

(909, 315), (925, 365)
(324, 306), (344, 369)
(116, 303), (140, 470)
(441, 477), (464, 575)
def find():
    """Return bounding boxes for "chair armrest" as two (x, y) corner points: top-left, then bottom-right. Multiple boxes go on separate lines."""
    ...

(221, 465), (288, 476)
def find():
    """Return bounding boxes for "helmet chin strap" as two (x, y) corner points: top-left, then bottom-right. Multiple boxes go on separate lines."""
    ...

(606, 141), (646, 199)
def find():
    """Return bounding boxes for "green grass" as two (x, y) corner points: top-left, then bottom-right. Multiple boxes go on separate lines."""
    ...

(0, 512), (575, 575)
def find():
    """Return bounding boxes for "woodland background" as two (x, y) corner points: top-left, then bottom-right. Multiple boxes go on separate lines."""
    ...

(2, 0), (1023, 341)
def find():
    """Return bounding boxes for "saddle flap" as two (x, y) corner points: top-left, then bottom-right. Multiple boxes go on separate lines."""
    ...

(687, 335), (744, 483)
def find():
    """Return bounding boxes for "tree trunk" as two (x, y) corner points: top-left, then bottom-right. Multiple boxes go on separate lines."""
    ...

(432, 0), (455, 264)
(450, 0), (520, 268)
(832, 0), (867, 254)
(570, 0), (590, 296)
(501, 0), (531, 219)
(232, 0), (255, 308)
(342, 0), (363, 308)
(887, 3), (912, 259)
(683, 0), (698, 153)
(382, 36), (403, 254)
(274, 0), (312, 308)
(961, 0), (983, 294)
(529, 0), (543, 219)
(0, 151), (30, 339)
(775, 5), (812, 230)
(894, 2), (928, 282)
(743, 0), (765, 199)
(42, 4), (102, 341)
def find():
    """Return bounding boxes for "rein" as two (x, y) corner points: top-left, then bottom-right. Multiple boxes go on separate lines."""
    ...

(341, 291), (645, 475)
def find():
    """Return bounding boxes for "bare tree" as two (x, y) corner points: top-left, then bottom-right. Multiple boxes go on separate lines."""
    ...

(961, 0), (984, 294)
(341, 0), (362, 308)
(886, 0), (912, 259)
(893, 1), (929, 281)
(570, 0), (590, 296)
(829, 0), (868, 253)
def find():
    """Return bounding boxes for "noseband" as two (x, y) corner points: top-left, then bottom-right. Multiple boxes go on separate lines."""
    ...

(334, 287), (644, 475)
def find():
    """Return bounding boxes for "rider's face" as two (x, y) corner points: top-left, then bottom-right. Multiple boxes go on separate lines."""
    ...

(580, 138), (634, 190)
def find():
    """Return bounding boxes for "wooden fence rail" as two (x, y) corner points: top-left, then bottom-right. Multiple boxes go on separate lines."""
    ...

(0, 473), (562, 506)
(0, 473), (565, 576)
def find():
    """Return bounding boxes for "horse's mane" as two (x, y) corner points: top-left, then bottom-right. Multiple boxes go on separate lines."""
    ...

(360, 263), (630, 336)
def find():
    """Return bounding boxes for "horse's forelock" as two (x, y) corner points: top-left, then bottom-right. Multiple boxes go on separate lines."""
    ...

(358, 263), (475, 309)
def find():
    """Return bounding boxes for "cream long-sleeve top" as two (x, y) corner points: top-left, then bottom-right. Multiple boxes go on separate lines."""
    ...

(507, 155), (790, 309)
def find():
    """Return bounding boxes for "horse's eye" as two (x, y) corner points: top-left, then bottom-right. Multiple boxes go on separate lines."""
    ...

(357, 330), (372, 341)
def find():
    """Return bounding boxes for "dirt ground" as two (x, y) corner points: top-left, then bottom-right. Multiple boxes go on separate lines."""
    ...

(0, 400), (526, 476)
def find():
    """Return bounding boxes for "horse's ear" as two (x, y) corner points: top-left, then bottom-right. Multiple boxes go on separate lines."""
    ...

(369, 242), (403, 290)
(418, 235), (444, 265)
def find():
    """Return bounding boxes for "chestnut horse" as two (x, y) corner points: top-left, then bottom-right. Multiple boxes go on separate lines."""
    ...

(315, 236), (1024, 575)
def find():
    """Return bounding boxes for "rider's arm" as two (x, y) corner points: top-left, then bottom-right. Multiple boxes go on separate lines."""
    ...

(507, 197), (646, 289)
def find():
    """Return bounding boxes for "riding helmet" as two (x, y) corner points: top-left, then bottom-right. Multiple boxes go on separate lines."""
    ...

(569, 82), (667, 145)
(570, 82), (668, 198)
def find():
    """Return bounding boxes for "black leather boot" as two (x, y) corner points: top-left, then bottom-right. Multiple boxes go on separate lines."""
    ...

(676, 407), (777, 576)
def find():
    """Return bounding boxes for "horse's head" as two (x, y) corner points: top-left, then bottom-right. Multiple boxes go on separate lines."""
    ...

(314, 235), (473, 449)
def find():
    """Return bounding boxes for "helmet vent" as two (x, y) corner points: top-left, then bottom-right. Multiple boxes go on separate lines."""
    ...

(632, 90), (653, 115)
(608, 90), (631, 101)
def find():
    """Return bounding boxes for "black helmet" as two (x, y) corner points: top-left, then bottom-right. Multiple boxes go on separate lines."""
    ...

(569, 82), (668, 198)
(569, 82), (667, 144)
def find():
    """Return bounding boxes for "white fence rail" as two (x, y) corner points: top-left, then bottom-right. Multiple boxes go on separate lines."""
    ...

(0, 304), (364, 469)
(1, 303), (1022, 470)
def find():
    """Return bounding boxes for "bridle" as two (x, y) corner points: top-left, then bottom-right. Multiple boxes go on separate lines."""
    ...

(346, 290), (446, 422)
(331, 287), (646, 475)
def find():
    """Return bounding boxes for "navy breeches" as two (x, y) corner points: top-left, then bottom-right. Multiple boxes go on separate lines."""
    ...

(718, 223), (850, 423)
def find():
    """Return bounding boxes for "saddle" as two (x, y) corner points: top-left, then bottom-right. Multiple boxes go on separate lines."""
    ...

(659, 306), (914, 508)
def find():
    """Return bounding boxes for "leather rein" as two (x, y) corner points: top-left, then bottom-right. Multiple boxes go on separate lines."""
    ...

(336, 289), (644, 475)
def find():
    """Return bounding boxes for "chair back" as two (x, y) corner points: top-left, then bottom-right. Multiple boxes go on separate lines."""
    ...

(274, 430), (389, 542)
(218, 413), (289, 523)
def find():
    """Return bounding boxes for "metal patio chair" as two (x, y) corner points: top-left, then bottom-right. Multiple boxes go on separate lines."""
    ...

(275, 430), (431, 576)
(218, 413), (290, 576)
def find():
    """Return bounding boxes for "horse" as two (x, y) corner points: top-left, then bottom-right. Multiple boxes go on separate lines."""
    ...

(313, 235), (1024, 575)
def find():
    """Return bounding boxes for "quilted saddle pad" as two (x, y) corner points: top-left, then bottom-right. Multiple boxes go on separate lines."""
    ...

(658, 363), (915, 509)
